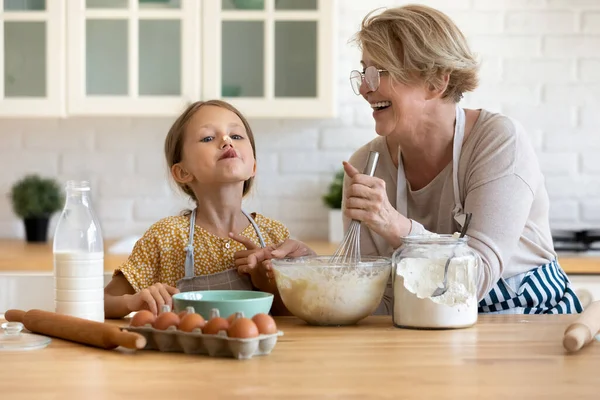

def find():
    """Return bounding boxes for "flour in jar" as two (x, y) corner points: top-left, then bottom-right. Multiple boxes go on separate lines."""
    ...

(393, 253), (478, 328)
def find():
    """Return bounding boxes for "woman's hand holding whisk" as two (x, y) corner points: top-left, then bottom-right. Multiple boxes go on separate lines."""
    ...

(342, 161), (411, 248)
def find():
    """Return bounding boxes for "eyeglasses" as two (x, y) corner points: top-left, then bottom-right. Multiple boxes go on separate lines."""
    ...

(349, 66), (387, 95)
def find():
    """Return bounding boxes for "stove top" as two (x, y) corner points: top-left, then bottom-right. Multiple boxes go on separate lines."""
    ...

(552, 230), (600, 253)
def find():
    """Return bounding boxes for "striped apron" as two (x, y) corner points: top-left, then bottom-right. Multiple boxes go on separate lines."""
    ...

(396, 105), (582, 315)
(478, 260), (583, 314)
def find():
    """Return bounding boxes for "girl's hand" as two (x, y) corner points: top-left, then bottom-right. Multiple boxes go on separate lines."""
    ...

(343, 161), (411, 242)
(229, 232), (275, 273)
(270, 239), (316, 259)
(229, 232), (278, 293)
(230, 234), (316, 269)
(125, 283), (179, 316)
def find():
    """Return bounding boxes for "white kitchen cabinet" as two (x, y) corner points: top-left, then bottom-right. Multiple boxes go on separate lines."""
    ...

(65, 0), (336, 118)
(202, 0), (336, 118)
(0, 0), (65, 116)
(66, 0), (197, 116)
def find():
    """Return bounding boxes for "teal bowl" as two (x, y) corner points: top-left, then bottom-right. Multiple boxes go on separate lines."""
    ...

(172, 290), (274, 320)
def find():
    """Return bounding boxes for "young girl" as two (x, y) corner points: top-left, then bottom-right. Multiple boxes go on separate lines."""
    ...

(104, 100), (290, 318)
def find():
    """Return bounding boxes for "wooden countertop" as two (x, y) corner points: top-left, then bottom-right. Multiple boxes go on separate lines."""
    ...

(1, 314), (599, 399)
(1, 238), (599, 274)
(0, 239), (124, 273)
(0, 239), (341, 273)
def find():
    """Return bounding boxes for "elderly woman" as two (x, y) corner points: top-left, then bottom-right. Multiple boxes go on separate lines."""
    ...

(235, 4), (581, 315)
(338, 4), (581, 315)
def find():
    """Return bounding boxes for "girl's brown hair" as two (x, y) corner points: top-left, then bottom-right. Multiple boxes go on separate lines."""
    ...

(164, 100), (257, 205)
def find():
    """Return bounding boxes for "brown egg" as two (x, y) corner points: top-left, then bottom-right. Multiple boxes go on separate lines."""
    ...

(227, 317), (259, 339)
(227, 313), (237, 324)
(179, 313), (206, 332)
(251, 313), (277, 334)
(130, 310), (156, 327)
(178, 306), (195, 320)
(227, 311), (244, 325)
(202, 317), (230, 335)
(153, 311), (180, 330)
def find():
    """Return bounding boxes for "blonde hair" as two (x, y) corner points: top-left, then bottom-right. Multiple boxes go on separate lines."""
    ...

(353, 4), (479, 102)
(164, 100), (257, 206)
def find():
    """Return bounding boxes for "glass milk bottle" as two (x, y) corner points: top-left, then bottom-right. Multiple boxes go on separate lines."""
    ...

(53, 181), (104, 322)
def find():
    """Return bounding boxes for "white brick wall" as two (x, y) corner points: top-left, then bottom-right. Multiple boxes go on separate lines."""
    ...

(505, 11), (577, 34)
(1, 0), (600, 240)
(580, 59), (600, 81)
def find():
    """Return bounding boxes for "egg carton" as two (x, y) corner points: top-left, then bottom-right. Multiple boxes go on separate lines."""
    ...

(122, 323), (283, 360)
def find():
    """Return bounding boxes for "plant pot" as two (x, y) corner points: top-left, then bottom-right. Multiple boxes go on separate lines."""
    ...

(328, 209), (344, 244)
(23, 216), (50, 243)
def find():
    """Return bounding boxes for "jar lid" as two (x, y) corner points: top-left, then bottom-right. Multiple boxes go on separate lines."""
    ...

(0, 322), (51, 351)
(402, 234), (469, 245)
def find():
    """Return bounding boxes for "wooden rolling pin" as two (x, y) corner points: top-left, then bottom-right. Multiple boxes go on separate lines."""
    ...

(5, 309), (146, 350)
(563, 301), (600, 352)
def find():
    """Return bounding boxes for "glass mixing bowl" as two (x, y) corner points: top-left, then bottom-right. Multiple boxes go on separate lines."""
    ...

(271, 255), (392, 326)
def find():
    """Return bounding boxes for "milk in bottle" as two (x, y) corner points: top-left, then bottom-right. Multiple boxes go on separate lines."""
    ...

(53, 180), (104, 322)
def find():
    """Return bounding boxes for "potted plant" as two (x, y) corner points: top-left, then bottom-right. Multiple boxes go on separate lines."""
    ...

(9, 174), (63, 243)
(322, 169), (345, 243)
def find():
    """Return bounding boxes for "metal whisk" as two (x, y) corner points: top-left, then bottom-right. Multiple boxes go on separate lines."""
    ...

(329, 151), (380, 266)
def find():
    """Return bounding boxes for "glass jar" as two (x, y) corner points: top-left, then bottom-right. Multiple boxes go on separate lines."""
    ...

(53, 181), (105, 322)
(392, 234), (479, 329)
